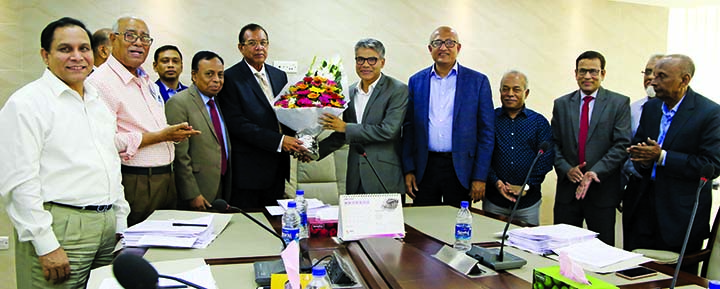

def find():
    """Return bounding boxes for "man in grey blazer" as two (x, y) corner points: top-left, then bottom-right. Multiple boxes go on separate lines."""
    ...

(166, 51), (232, 210)
(552, 51), (631, 245)
(319, 38), (408, 194)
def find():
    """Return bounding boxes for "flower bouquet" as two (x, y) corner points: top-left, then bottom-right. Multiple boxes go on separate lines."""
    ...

(273, 56), (348, 160)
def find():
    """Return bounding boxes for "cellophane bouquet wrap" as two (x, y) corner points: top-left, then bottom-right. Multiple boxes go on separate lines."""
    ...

(273, 56), (348, 160)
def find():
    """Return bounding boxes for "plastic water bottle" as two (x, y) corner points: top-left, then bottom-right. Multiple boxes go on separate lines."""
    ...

(306, 266), (331, 289)
(453, 201), (473, 252)
(295, 190), (309, 238)
(281, 201), (300, 245)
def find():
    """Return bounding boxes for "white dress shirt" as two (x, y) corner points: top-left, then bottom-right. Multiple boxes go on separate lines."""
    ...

(354, 74), (382, 124)
(0, 70), (129, 256)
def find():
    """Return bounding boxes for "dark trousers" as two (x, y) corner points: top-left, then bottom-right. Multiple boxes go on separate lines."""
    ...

(231, 169), (285, 210)
(413, 153), (470, 207)
(623, 182), (702, 273)
(122, 171), (176, 226)
(554, 198), (616, 246)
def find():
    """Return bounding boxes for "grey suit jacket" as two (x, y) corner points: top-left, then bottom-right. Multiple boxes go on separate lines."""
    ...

(552, 86), (631, 207)
(319, 74), (409, 194)
(165, 85), (232, 203)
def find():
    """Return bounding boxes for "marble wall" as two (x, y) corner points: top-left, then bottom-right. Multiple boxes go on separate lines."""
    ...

(0, 0), (667, 287)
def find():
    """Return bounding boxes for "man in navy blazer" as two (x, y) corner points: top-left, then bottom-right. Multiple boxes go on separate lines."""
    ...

(626, 54), (720, 255)
(402, 26), (495, 206)
(217, 24), (306, 209)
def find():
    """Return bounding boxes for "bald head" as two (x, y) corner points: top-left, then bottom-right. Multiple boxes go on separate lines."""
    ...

(651, 54), (694, 107)
(92, 28), (113, 67)
(429, 26), (459, 43)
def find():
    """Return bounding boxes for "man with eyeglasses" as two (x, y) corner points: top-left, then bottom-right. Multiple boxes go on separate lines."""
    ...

(217, 23), (307, 209)
(625, 54), (720, 264)
(551, 50), (631, 245)
(483, 71), (553, 226)
(318, 38), (408, 195)
(89, 16), (200, 225)
(621, 55), (664, 189)
(402, 26), (495, 207)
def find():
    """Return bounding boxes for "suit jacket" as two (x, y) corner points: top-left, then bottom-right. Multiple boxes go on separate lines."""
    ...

(165, 85), (231, 203)
(402, 64), (495, 189)
(155, 79), (188, 102)
(319, 74), (409, 194)
(629, 87), (720, 247)
(216, 59), (290, 190)
(551, 86), (631, 207)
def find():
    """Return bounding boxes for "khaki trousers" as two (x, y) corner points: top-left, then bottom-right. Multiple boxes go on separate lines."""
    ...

(15, 203), (116, 289)
(122, 171), (176, 226)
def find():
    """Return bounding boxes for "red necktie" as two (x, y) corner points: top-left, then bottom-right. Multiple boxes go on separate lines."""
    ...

(207, 99), (227, 175)
(578, 96), (593, 165)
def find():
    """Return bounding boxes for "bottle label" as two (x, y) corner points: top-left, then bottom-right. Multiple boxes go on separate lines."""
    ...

(282, 227), (299, 243)
(299, 212), (308, 227)
(455, 223), (472, 241)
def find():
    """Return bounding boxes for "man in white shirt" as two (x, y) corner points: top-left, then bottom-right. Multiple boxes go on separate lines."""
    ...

(0, 17), (130, 288)
(318, 38), (409, 194)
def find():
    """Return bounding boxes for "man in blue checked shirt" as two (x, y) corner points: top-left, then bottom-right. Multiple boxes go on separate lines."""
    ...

(483, 70), (553, 225)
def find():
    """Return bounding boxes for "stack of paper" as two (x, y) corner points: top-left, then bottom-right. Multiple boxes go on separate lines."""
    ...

(553, 238), (643, 270)
(267, 198), (329, 216)
(507, 224), (597, 255)
(123, 215), (216, 248)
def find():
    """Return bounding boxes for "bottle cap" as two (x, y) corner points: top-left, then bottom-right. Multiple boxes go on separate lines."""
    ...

(312, 266), (326, 277)
(288, 201), (297, 208)
(709, 280), (720, 289)
(460, 201), (469, 208)
(296, 190), (304, 196)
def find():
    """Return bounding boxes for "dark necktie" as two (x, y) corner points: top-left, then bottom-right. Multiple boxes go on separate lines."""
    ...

(207, 99), (227, 175)
(578, 96), (593, 165)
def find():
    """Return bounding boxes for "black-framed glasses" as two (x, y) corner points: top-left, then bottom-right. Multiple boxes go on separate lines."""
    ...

(642, 69), (653, 76)
(577, 68), (602, 76)
(355, 56), (379, 65)
(243, 40), (269, 47)
(116, 31), (153, 46)
(429, 39), (458, 48)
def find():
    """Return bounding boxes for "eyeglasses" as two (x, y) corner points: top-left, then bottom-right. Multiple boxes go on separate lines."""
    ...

(355, 56), (379, 65)
(429, 39), (458, 48)
(577, 68), (602, 76)
(642, 69), (653, 76)
(116, 31), (153, 46)
(243, 40), (269, 47)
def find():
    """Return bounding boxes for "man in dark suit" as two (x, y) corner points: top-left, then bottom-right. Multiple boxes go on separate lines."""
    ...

(402, 26), (495, 206)
(625, 54), (720, 254)
(153, 45), (188, 102)
(166, 51), (232, 211)
(318, 38), (408, 194)
(551, 51), (631, 245)
(217, 23), (306, 209)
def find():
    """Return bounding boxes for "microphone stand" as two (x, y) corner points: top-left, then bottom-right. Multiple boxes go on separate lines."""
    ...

(356, 146), (391, 194)
(466, 146), (547, 270)
(669, 176), (708, 289)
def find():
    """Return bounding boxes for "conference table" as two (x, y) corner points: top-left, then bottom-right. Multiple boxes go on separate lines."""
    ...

(88, 206), (710, 289)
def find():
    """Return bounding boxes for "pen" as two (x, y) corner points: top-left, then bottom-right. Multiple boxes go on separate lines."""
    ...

(159, 285), (188, 288)
(172, 223), (208, 227)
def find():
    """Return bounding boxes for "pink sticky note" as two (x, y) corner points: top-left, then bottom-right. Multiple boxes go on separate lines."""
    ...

(281, 241), (301, 289)
(559, 251), (590, 285)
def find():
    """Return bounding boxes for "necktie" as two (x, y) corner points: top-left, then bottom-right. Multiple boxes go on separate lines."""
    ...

(255, 72), (275, 104)
(578, 96), (593, 164)
(207, 99), (227, 175)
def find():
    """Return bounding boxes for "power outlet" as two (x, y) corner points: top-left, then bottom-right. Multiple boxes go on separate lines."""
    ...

(273, 60), (298, 74)
(0, 236), (8, 250)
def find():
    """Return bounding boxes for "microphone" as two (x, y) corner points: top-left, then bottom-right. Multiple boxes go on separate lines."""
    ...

(113, 253), (206, 289)
(211, 199), (286, 250)
(670, 164), (714, 289)
(467, 141), (551, 270)
(354, 145), (390, 193)
(211, 199), (313, 285)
